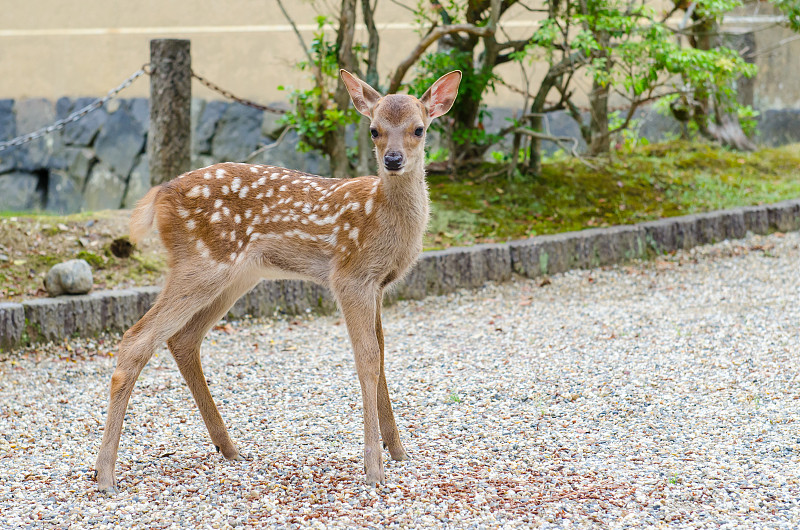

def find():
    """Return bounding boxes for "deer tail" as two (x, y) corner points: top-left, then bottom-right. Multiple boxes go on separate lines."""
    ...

(129, 186), (162, 244)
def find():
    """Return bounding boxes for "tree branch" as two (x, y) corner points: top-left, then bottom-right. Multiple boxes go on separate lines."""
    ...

(387, 24), (496, 93)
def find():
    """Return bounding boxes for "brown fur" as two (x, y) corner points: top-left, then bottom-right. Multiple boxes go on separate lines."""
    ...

(94, 70), (462, 493)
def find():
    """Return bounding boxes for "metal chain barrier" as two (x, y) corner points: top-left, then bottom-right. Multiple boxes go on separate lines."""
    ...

(0, 65), (150, 152)
(191, 70), (287, 115)
(0, 64), (287, 152)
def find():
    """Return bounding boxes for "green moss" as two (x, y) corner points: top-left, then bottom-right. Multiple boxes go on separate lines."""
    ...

(76, 250), (106, 269)
(425, 141), (800, 249)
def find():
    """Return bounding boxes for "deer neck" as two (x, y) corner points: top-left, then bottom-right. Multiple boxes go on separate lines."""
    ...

(377, 160), (430, 240)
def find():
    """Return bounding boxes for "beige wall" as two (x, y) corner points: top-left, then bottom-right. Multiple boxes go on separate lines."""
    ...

(0, 0), (540, 106)
(0, 1), (796, 109)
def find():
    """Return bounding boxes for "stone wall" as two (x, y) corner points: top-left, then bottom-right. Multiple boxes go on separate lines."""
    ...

(0, 97), (328, 214)
(0, 97), (798, 215)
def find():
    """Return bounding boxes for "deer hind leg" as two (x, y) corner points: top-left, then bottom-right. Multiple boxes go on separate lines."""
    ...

(94, 271), (229, 493)
(336, 280), (384, 486)
(375, 298), (409, 461)
(167, 276), (259, 461)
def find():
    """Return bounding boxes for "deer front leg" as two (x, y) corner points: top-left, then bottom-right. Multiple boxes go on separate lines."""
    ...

(337, 282), (384, 486)
(375, 298), (409, 461)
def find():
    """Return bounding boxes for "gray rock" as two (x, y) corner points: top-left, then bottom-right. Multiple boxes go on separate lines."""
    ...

(211, 103), (262, 162)
(126, 98), (150, 131)
(15, 98), (55, 135)
(46, 170), (84, 213)
(0, 171), (43, 211)
(757, 109), (800, 147)
(261, 102), (290, 139)
(83, 161), (125, 210)
(633, 106), (683, 143)
(249, 129), (330, 175)
(122, 155), (151, 208)
(12, 98), (61, 171)
(0, 99), (16, 173)
(61, 97), (107, 146)
(191, 98), (206, 147)
(64, 146), (96, 185)
(194, 101), (227, 154)
(44, 259), (93, 296)
(0, 302), (25, 352)
(94, 108), (146, 177)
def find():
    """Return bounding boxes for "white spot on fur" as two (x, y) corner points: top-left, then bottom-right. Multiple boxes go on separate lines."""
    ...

(231, 178), (241, 192)
(237, 240), (243, 249)
(256, 193), (263, 200)
(279, 185), (288, 192)
(230, 252), (237, 261)
(222, 185), (229, 195)
(216, 169), (226, 179)
(187, 185), (201, 198)
(202, 186), (210, 198)
(204, 172), (212, 180)
(250, 166), (258, 173)
(257, 176), (267, 186)
(186, 219), (196, 230)
(214, 199), (222, 209)
(365, 198), (374, 215)
(245, 209), (252, 219)
(210, 211), (221, 223)
(239, 186), (249, 198)
(234, 214), (241, 223)
(246, 225), (254, 235)
(230, 232), (236, 242)
(177, 208), (189, 218)
(349, 227), (359, 241)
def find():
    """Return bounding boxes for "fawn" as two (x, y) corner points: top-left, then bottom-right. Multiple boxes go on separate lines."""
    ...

(93, 69), (462, 492)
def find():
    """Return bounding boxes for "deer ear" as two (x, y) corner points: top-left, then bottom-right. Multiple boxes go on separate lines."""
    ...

(420, 70), (462, 119)
(340, 69), (382, 118)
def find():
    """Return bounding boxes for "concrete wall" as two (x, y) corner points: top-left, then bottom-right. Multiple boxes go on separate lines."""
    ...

(1, 1), (796, 110)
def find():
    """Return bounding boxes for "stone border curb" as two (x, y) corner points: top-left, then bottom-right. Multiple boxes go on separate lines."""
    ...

(2, 198), (799, 352)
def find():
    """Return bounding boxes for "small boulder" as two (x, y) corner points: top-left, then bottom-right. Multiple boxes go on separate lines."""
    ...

(44, 259), (93, 296)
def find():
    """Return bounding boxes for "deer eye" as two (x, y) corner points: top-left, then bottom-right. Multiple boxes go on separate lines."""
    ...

(370, 128), (379, 138)
(414, 127), (424, 137)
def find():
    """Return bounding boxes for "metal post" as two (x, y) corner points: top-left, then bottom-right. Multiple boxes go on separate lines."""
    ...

(148, 39), (191, 186)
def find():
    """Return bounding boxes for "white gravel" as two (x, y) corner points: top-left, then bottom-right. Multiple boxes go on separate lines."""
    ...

(1, 230), (800, 528)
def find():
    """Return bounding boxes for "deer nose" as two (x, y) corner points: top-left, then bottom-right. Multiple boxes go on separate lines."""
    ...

(383, 151), (404, 171)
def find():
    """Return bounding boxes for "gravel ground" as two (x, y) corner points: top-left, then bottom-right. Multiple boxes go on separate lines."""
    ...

(2, 230), (800, 528)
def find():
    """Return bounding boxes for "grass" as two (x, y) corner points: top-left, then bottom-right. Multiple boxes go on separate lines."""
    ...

(423, 141), (800, 249)
(1, 141), (799, 300)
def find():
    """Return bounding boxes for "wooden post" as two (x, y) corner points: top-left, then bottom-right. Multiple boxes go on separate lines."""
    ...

(148, 39), (191, 186)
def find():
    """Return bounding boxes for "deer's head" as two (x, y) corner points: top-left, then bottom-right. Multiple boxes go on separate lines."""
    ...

(340, 70), (462, 176)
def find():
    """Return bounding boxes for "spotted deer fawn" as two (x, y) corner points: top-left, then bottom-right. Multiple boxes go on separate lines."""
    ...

(93, 69), (462, 492)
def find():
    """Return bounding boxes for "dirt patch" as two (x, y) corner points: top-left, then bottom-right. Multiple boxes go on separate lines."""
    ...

(0, 210), (166, 302)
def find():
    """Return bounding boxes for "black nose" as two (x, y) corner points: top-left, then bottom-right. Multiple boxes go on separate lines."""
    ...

(383, 152), (404, 171)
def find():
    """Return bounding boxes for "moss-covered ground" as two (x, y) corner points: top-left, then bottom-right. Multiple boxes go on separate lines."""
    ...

(2, 141), (799, 301)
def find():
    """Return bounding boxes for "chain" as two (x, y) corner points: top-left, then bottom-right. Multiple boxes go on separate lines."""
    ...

(0, 65), (150, 152)
(191, 70), (287, 115)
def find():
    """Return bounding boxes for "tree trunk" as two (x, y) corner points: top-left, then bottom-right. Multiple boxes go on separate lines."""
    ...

(587, 78), (610, 155)
(690, 15), (755, 151)
(330, 0), (358, 178)
(357, 0), (380, 176)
